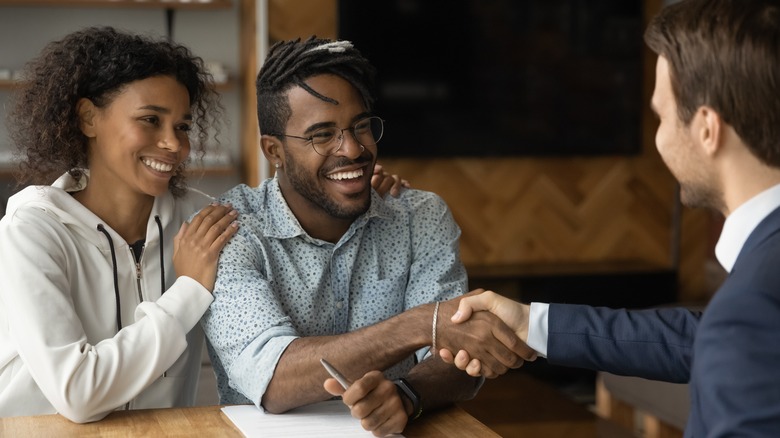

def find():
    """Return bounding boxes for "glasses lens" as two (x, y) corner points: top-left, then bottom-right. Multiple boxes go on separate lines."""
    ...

(310, 127), (340, 156)
(309, 117), (384, 156)
(353, 117), (384, 147)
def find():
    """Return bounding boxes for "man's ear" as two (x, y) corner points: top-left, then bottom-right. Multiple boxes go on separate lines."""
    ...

(261, 134), (284, 169)
(76, 98), (97, 138)
(696, 106), (722, 157)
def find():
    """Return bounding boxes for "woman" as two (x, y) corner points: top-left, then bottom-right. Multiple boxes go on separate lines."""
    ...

(0, 26), (238, 422)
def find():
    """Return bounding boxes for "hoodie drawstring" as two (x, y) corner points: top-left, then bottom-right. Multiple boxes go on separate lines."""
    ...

(154, 215), (165, 296)
(96, 224), (122, 332)
(97, 218), (167, 333)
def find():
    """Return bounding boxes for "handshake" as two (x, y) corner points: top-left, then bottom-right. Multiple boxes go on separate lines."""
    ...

(437, 289), (538, 378)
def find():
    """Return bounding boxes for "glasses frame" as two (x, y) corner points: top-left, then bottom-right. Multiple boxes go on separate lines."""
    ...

(270, 116), (384, 156)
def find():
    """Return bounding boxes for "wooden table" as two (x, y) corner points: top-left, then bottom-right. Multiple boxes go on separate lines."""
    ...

(0, 404), (498, 437)
(458, 371), (635, 438)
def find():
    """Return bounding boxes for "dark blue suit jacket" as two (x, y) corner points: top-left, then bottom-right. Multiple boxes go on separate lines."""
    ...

(548, 207), (780, 437)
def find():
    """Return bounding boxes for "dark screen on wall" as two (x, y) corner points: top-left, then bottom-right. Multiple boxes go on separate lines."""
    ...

(338, 0), (643, 157)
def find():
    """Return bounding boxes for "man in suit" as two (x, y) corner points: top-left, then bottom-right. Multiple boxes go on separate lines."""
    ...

(440, 0), (780, 436)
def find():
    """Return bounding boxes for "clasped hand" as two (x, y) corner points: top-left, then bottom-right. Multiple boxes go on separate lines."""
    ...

(439, 289), (537, 377)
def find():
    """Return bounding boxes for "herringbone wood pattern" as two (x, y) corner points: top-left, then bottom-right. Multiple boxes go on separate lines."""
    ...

(380, 154), (712, 301)
(383, 156), (677, 266)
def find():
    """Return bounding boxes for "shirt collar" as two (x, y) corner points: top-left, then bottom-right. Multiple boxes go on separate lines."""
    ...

(263, 177), (394, 242)
(715, 183), (780, 272)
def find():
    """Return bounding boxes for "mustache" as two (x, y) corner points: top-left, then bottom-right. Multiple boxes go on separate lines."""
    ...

(323, 156), (372, 173)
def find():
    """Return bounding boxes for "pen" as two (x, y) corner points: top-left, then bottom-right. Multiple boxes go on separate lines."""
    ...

(320, 358), (351, 389)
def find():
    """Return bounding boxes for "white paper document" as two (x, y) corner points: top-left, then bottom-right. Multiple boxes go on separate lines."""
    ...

(221, 400), (404, 437)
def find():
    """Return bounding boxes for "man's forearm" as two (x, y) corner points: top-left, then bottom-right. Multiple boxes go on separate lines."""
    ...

(262, 303), (435, 413)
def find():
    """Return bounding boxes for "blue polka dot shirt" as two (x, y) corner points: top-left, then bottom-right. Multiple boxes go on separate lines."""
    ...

(201, 178), (467, 406)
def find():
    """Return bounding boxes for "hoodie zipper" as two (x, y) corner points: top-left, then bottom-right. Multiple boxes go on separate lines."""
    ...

(134, 246), (145, 305)
(127, 245), (145, 411)
(133, 243), (169, 379)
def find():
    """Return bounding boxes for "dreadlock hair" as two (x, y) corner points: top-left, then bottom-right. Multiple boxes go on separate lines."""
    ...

(256, 36), (377, 137)
(8, 26), (222, 197)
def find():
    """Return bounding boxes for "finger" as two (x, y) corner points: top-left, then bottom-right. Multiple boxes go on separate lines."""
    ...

(353, 381), (406, 437)
(207, 211), (240, 252)
(363, 410), (406, 438)
(451, 291), (495, 323)
(389, 175), (402, 197)
(453, 349), (472, 371)
(183, 206), (226, 243)
(376, 177), (395, 197)
(373, 163), (385, 175)
(478, 361), (500, 379)
(198, 205), (234, 237)
(439, 348), (455, 364)
(341, 371), (382, 407)
(450, 297), (484, 324)
(466, 358), (483, 377)
(490, 322), (536, 363)
(401, 179), (411, 188)
(323, 378), (347, 397)
(187, 202), (219, 230)
(210, 221), (239, 252)
(187, 205), (233, 247)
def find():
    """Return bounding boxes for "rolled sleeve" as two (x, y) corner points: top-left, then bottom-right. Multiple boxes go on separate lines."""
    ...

(229, 331), (297, 407)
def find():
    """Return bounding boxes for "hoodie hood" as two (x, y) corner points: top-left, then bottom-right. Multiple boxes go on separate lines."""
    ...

(7, 171), (178, 252)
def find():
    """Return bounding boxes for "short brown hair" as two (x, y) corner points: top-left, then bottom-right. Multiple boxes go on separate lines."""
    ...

(645, 0), (780, 166)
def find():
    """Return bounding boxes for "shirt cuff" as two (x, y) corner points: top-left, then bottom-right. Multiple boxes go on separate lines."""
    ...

(527, 302), (549, 358)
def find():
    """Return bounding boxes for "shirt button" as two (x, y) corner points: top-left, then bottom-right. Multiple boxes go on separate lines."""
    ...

(335, 301), (344, 309)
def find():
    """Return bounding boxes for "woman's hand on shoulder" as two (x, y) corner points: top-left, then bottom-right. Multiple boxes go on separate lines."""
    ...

(372, 163), (410, 198)
(173, 202), (238, 292)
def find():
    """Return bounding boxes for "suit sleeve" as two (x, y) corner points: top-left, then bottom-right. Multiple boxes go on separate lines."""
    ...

(547, 304), (699, 383)
(693, 286), (780, 435)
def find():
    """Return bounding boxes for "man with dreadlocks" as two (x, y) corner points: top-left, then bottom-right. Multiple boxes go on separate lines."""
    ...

(201, 37), (535, 435)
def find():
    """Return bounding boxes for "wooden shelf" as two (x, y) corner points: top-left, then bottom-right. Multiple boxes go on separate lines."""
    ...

(0, 79), (18, 89)
(186, 165), (236, 177)
(0, 166), (235, 179)
(0, 0), (232, 9)
(0, 166), (17, 179)
(1, 78), (236, 91)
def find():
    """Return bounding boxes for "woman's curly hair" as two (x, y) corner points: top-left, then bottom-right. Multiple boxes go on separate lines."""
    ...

(8, 26), (222, 197)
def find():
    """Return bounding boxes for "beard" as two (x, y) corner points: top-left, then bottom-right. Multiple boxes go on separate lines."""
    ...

(284, 154), (372, 220)
(679, 179), (725, 212)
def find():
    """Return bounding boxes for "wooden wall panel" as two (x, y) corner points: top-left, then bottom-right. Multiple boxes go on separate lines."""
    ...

(380, 155), (678, 269)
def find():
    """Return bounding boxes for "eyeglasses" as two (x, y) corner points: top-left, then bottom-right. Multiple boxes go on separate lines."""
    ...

(270, 116), (384, 156)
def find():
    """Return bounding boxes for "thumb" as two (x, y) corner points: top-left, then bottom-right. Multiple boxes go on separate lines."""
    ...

(323, 378), (347, 397)
(451, 292), (493, 323)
